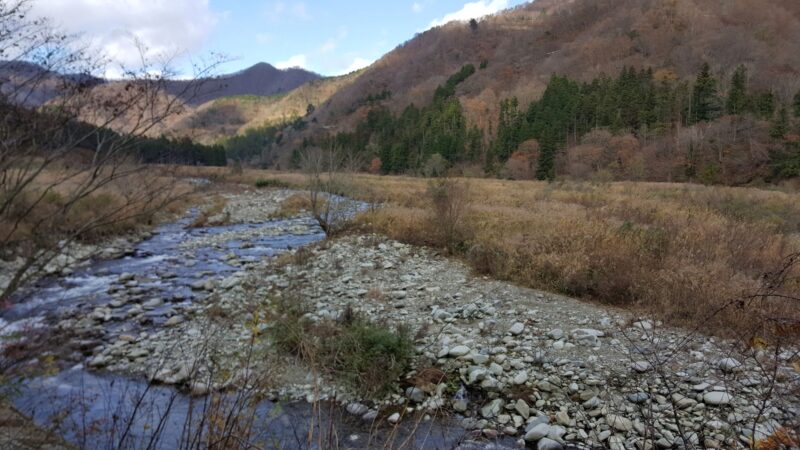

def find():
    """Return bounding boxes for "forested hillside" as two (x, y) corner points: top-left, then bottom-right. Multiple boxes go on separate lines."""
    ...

(275, 0), (800, 185)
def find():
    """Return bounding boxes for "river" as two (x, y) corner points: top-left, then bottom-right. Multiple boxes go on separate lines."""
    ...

(1, 201), (503, 449)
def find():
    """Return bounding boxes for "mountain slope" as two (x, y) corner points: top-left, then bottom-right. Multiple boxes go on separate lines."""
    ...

(165, 62), (321, 106)
(164, 71), (360, 144)
(304, 0), (800, 134)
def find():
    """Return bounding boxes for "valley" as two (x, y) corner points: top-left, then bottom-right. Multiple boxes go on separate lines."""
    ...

(2, 0), (800, 449)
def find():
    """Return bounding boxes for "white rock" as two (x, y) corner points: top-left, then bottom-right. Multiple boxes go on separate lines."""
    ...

(509, 322), (525, 335)
(703, 391), (733, 406)
(537, 437), (563, 450)
(449, 345), (471, 357)
(606, 414), (633, 432)
(718, 358), (742, 372)
(524, 423), (551, 442)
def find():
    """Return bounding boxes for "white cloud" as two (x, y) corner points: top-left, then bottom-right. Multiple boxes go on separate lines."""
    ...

(339, 57), (372, 75)
(412, 2), (424, 13)
(428, 0), (508, 29)
(276, 54), (308, 70)
(29, 0), (218, 78)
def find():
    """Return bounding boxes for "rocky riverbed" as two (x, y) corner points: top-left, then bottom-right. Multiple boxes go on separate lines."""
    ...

(4, 189), (800, 449)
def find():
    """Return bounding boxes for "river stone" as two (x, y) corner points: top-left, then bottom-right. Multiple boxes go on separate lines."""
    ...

(481, 399), (505, 419)
(718, 358), (742, 372)
(703, 391), (733, 405)
(387, 412), (401, 424)
(515, 399), (530, 418)
(164, 316), (184, 327)
(537, 437), (563, 450)
(632, 361), (652, 372)
(347, 403), (369, 416)
(606, 414), (633, 432)
(548, 329), (564, 340)
(555, 411), (570, 426)
(509, 322), (525, 335)
(524, 423), (551, 442)
(406, 387), (425, 403)
(449, 345), (471, 357)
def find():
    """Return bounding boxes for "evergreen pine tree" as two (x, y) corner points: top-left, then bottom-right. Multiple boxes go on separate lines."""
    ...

(770, 106), (789, 139)
(793, 91), (800, 118)
(754, 91), (776, 119)
(691, 63), (722, 123)
(536, 137), (557, 181)
(726, 65), (748, 115)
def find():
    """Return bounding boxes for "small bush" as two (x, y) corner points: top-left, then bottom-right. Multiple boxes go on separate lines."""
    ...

(268, 301), (414, 398)
(427, 178), (472, 253)
(254, 178), (291, 189)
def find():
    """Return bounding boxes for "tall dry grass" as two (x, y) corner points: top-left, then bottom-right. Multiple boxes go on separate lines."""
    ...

(1, 165), (197, 246)
(185, 167), (800, 334)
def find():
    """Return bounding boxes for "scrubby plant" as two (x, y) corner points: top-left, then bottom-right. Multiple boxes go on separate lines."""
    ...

(254, 178), (291, 189)
(268, 301), (414, 397)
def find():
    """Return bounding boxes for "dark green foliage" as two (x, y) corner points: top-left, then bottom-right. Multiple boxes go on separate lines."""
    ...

(770, 106), (789, 139)
(691, 63), (722, 123)
(224, 122), (287, 164)
(726, 65), (749, 115)
(794, 91), (800, 118)
(329, 63), (797, 182)
(469, 18), (479, 32)
(771, 141), (800, 179)
(754, 91), (776, 119)
(434, 64), (475, 102)
(135, 136), (226, 166)
(254, 178), (291, 189)
(269, 301), (414, 397)
(479, 59), (488, 70)
(327, 65), (477, 175)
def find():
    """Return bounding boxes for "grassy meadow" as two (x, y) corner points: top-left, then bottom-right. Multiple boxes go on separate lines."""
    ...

(194, 166), (800, 336)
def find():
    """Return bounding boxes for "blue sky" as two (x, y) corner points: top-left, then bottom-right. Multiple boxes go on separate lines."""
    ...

(31, 0), (530, 78)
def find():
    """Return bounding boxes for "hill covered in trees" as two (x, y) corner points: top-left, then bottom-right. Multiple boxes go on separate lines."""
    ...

(267, 0), (800, 185)
(298, 62), (799, 185)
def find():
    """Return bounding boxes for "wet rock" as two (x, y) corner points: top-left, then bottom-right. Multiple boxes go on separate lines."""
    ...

(536, 437), (563, 450)
(524, 423), (551, 442)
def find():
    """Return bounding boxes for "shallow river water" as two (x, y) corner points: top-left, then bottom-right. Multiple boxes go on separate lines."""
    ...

(2, 208), (500, 449)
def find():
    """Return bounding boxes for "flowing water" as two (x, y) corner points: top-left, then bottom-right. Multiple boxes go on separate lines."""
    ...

(1, 206), (497, 449)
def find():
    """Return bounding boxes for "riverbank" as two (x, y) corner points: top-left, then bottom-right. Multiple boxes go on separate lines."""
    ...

(4, 183), (799, 449)
(86, 187), (799, 448)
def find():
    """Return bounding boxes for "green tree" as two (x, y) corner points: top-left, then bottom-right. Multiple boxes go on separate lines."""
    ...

(770, 106), (789, 139)
(793, 91), (800, 118)
(726, 65), (749, 115)
(691, 63), (722, 123)
(754, 91), (776, 119)
(535, 136), (557, 181)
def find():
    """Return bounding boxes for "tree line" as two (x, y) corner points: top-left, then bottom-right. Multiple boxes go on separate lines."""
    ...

(324, 63), (800, 183)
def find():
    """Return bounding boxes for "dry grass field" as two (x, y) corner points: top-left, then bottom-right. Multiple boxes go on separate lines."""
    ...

(195, 166), (800, 336)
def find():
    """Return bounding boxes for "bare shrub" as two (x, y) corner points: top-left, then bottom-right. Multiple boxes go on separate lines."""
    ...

(0, 0), (223, 302)
(426, 178), (472, 253)
(300, 146), (358, 236)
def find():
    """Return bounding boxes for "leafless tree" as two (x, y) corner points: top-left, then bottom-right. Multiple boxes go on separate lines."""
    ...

(0, 0), (224, 303)
(300, 145), (358, 236)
